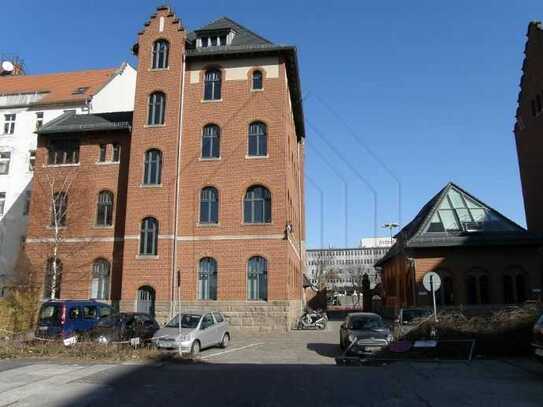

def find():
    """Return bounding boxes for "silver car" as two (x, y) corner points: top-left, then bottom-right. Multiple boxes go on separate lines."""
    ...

(153, 312), (230, 355)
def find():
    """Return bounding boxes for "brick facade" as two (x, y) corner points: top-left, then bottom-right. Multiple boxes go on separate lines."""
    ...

(382, 246), (543, 315)
(515, 22), (543, 233)
(24, 6), (306, 331)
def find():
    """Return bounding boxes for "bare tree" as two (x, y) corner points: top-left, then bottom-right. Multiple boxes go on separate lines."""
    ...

(31, 167), (82, 299)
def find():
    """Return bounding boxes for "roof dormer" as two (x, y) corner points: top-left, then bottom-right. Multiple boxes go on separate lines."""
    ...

(195, 29), (235, 48)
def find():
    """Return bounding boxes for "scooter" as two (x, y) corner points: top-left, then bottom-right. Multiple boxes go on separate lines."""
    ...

(296, 310), (328, 330)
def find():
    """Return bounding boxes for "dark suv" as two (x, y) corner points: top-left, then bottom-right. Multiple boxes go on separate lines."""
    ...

(35, 300), (112, 339)
(533, 313), (543, 361)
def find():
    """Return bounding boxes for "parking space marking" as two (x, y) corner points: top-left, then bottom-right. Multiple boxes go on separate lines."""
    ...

(200, 342), (265, 360)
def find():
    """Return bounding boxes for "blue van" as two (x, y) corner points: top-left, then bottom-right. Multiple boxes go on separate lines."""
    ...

(35, 300), (112, 339)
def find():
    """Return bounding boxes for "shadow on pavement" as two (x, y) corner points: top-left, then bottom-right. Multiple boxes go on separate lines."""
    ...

(306, 342), (341, 358)
(58, 362), (374, 407)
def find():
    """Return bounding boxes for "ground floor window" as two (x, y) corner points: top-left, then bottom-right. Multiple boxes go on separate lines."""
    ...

(91, 259), (110, 300)
(248, 256), (267, 301)
(465, 271), (489, 305)
(136, 286), (155, 317)
(503, 269), (527, 304)
(198, 257), (217, 300)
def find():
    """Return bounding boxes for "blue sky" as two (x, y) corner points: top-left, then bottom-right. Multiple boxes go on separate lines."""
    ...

(2, 0), (542, 249)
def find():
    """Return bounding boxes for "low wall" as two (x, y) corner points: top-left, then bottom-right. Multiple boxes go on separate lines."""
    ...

(119, 300), (303, 332)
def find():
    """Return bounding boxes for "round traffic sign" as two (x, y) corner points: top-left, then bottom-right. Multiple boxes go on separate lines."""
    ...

(422, 272), (441, 292)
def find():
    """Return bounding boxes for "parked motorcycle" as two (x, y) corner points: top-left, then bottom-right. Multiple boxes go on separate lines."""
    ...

(296, 310), (328, 330)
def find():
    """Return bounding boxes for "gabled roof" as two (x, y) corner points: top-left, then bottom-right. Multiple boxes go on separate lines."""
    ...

(377, 182), (542, 266)
(37, 111), (132, 135)
(0, 66), (123, 106)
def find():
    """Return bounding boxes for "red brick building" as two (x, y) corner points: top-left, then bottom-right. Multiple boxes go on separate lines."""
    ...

(378, 183), (543, 315)
(25, 6), (306, 330)
(515, 21), (543, 233)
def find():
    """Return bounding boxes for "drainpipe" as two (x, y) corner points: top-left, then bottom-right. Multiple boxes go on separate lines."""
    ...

(171, 51), (186, 318)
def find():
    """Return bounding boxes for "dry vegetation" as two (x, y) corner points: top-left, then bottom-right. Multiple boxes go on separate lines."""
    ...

(402, 304), (542, 356)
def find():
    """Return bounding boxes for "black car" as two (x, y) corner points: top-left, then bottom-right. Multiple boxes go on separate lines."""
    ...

(339, 312), (393, 356)
(90, 312), (159, 344)
(533, 313), (543, 361)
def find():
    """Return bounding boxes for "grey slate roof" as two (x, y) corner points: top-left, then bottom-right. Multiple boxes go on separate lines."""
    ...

(191, 16), (272, 47)
(376, 182), (543, 267)
(38, 111), (132, 135)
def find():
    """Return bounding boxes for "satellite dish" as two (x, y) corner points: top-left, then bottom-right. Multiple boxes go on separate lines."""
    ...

(1, 61), (14, 72)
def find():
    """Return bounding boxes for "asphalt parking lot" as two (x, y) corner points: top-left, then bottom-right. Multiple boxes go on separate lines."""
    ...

(1, 320), (543, 406)
(195, 320), (342, 364)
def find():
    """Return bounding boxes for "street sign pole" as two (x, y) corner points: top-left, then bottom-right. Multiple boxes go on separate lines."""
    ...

(431, 276), (437, 322)
(423, 272), (441, 323)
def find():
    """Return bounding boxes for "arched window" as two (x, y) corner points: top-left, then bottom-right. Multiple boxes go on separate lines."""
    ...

(96, 191), (113, 226)
(152, 39), (169, 69)
(248, 256), (267, 300)
(44, 257), (62, 299)
(200, 187), (218, 224)
(91, 259), (110, 300)
(248, 122), (267, 156)
(143, 149), (162, 185)
(503, 268), (527, 304)
(148, 92), (166, 125)
(252, 70), (263, 90)
(140, 217), (158, 256)
(204, 69), (221, 100)
(435, 272), (454, 306)
(201, 124), (220, 158)
(465, 269), (490, 305)
(198, 257), (217, 300)
(51, 192), (68, 227)
(244, 185), (271, 223)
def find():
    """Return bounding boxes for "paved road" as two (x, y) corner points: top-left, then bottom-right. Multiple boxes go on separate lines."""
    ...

(1, 321), (542, 406)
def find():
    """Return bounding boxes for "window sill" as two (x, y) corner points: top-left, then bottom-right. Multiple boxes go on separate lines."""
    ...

(92, 225), (114, 230)
(242, 222), (273, 226)
(199, 157), (221, 161)
(140, 184), (163, 188)
(149, 67), (170, 72)
(201, 99), (223, 103)
(143, 124), (166, 128)
(251, 88), (264, 92)
(96, 161), (120, 166)
(245, 155), (269, 159)
(136, 255), (160, 260)
(197, 223), (220, 227)
(45, 163), (80, 168)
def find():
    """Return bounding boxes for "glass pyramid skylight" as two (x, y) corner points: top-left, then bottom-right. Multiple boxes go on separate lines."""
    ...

(424, 187), (518, 233)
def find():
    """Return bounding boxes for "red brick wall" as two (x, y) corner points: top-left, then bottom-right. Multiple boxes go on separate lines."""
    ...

(120, 7), (186, 304)
(25, 131), (130, 300)
(382, 245), (543, 311)
(25, 6), (306, 318)
(515, 23), (543, 232)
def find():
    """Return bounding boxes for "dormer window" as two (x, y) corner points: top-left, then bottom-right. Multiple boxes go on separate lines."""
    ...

(72, 87), (89, 95)
(197, 31), (234, 48)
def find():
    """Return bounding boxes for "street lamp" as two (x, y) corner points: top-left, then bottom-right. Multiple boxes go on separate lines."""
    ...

(382, 223), (399, 241)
